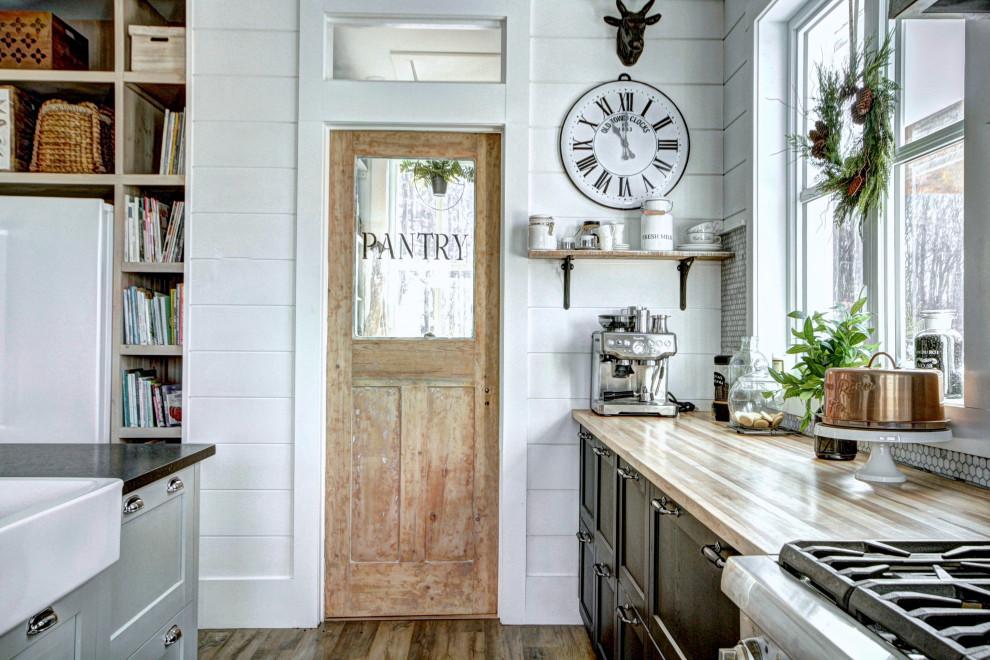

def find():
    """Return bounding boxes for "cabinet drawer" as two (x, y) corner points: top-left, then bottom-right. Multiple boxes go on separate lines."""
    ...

(127, 602), (194, 660)
(615, 582), (655, 660)
(648, 486), (739, 660)
(109, 467), (195, 659)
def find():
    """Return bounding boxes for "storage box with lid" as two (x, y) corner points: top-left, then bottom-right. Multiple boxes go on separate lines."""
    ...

(128, 25), (185, 73)
(0, 85), (40, 172)
(0, 11), (89, 70)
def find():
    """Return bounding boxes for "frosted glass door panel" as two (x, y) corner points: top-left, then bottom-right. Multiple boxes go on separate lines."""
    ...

(354, 157), (476, 339)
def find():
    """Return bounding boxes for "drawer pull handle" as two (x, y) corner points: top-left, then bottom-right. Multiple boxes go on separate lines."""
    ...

(702, 542), (727, 570)
(579, 429), (593, 441)
(616, 605), (639, 625)
(617, 466), (639, 480)
(651, 497), (681, 517)
(163, 624), (183, 647)
(167, 477), (184, 494)
(123, 495), (144, 515)
(591, 446), (611, 458)
(26, 607), (58, 636)
(576, 531), (593, 544)
(592, 563), (612, 579)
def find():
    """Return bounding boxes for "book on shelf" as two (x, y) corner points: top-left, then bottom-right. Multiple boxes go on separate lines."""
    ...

(122, 370), (181, 428)
(159, 108), (185, 175)
(123, 283), (184, 346)
(124, 195), (184, 263)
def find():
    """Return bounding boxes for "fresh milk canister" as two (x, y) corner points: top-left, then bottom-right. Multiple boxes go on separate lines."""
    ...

(640, 197), (674, 251)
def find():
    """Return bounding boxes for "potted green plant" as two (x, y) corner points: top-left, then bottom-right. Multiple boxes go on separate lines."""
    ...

(399, 159), (475, 196)
(769, 295), (877, 459)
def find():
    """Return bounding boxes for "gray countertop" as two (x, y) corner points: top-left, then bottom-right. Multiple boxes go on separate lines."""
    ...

(0, 443), (215, 493)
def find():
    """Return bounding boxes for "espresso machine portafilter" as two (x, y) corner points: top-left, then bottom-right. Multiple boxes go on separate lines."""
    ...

(591, 306), (678, 416)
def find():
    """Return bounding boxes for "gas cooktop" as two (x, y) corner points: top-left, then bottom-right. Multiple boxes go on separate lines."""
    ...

(780, 540), (990, 660)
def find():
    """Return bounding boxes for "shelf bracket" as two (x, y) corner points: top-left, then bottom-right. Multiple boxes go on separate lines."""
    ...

(561, 256), (574, 310)
(677, 257), (695, 311)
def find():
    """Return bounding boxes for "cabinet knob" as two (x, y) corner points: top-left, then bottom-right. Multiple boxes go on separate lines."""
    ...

(702, 542), (728, 570)
(575, 531), (593, 544)
(651, 497), (681, 517)
(167, 477), (185, 494)
(26, 607), (58, 637)
(617, 466), (639, 480)
(592, 563), (612, 579)
(616, 605), (639, 625)
(163, 624), (183, 648)
(123, 495), (144, 515)
(591, 446), (611, 458)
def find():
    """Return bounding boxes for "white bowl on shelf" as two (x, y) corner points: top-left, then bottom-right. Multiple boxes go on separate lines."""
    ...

(686, 232), (719, 244)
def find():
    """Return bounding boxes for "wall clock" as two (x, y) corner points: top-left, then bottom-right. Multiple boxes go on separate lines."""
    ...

(559, 74), (690, 210)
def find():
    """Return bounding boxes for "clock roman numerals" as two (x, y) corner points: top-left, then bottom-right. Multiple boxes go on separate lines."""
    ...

(593, 170), (612, 193)
(571, 138), (593, 151)
(618, 177), (632, 197)
(642, 174), (656, 192)
(652, 157), (673, 174)
(652, 116), (672, 132)
(640, 98), (653, 118)
(594, 97), (614, 118)
(578, 115), (599, 130)
(657, 139), (678, 150)
(576, 154), (598, 175)
(619, 92), (634, 112)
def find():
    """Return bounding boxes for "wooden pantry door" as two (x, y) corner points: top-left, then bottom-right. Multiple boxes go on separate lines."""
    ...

(325, 131), (500, 618)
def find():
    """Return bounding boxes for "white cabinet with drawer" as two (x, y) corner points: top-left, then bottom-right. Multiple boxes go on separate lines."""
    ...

(108, 466), (200, 660)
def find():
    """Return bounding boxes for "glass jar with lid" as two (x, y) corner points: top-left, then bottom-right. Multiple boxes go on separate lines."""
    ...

(728, 336), (768, 391)
(728, 367), (785, 432)
(914, 310), (963, 401)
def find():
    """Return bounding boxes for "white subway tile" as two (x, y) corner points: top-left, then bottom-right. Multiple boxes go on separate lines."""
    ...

(190, 305), (294, 351)
(190, 259), (294, 305)
(194, 30), (298, 77)
(200, 536), (291, 579)
(525, 577), (581, 625)
(188, 352), (293, 398)
(189, 213), (295, 260)
(192, 167), (296, 214)
(201, 490), (292, 536)
(527, 536), (579, 576)
(527, 399), (585, 444)
(527, 445), (579, 490)
(193, 76), (298, 122)
(527, 490), (579, 535)
(193, 122), (297, 169)
(200, 443), (293, 490)
(187, 397), (293, 444)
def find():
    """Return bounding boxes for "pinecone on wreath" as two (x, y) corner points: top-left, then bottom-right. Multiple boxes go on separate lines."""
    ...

(850, 87), (874, 125)
(808, 120), (829, 160)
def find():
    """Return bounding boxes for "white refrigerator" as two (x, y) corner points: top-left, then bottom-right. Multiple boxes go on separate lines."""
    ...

(0, 197), (113, 443)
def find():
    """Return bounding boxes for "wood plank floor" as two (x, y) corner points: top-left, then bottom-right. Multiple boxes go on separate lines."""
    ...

(199, 620), (595, 660)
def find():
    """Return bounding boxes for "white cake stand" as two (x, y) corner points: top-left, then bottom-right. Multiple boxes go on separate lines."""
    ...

(814, 423), (952, 484)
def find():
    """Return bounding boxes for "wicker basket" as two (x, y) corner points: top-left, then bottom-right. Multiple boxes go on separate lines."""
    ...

(29, 99), (113, 173)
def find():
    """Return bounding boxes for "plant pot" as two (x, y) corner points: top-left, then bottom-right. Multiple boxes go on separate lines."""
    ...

(430, 175), (448, 196)
(812, 413), (858, 461)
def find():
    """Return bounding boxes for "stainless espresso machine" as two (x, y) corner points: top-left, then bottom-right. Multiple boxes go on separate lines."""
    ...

(592, 306), (678, 416)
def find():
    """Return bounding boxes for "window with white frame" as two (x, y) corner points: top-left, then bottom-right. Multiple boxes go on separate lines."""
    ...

(787, 0), (965, 400)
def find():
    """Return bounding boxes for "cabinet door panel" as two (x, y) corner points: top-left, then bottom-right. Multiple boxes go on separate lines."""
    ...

(617, 458), (649, 611)
(128, 602), (195, 660)
(648, 487), (739, 660)
(578, 520), (596, 633)
(579, 429), (596, 528)
(594, 535), (616, 660)
(616, 582), (653, 660)
(596, 445), (617, 551)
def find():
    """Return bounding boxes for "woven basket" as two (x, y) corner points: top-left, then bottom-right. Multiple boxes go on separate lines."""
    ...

(29, 99), (113, 173)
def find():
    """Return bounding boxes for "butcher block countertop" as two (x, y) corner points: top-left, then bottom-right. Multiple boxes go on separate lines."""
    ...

(572, 410), (990, 556)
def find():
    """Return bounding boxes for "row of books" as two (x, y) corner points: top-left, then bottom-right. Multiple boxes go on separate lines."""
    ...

(122, 370), (181, 428)
(123, 284), (184, 346)
(124, 195), (184, 263)
(159, 108), (185, 175)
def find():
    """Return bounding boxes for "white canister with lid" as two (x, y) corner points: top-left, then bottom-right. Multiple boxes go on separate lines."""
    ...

(640, 198), (674, 251)
(528, 215), (556, 250)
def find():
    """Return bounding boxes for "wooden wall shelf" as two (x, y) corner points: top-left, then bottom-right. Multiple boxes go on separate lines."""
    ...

(1, 0), (189, 444)
(528, 249), (734, 311)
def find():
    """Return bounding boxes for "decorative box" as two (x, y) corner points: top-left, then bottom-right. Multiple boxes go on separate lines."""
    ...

(128, 26), (185, 74)
(0, 11), (89, 70)
(0, 85), (40, 172)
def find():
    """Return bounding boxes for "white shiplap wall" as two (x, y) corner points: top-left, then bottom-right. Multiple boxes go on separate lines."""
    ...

(723, 0), (752, 232)
(188, 0), (301, 625)
(525, 0), (724, 624)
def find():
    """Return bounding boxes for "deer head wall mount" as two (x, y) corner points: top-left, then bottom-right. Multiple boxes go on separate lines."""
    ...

(604, 0), (662, 67)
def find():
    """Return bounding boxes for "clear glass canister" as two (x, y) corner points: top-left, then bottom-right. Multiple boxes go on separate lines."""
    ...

(728, 336), (768, 391)
(914, 310), (963, 400)
(728, 368), (784, 431)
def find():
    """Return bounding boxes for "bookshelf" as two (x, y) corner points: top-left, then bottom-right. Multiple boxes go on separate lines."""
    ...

(0, 0), (189, 443)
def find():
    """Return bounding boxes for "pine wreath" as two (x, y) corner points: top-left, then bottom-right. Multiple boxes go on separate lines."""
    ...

(789, 33), (897, 229)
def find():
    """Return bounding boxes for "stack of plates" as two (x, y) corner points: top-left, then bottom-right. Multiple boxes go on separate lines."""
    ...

(675, 240), (722, 251)
(614, 243), (630, 251)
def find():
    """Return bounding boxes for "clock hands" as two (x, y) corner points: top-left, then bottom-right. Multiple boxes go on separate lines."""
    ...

(610, 119), (635, 161)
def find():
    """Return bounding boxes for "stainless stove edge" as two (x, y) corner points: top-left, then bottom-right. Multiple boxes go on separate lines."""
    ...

(721, 555), (908, 660)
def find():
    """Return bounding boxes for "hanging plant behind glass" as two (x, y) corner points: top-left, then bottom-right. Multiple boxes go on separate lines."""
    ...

(789, 30), (897, 229)
(399, 160), (476, 197)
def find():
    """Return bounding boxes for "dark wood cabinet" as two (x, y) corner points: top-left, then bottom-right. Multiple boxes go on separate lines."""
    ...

(577, 425), (740, 660)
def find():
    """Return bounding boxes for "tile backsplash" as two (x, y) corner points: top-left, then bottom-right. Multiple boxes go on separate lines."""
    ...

(720, 226), (747, 354)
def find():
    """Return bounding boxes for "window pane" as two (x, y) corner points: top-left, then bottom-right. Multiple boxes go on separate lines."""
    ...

(354, 158), (475, 338)
(901, 20), (965, 143)
(328, 18), (503, 82)
(802, 0), (864, 189)
(804, 195), (864, 314)
(900, 142), (964, 393)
